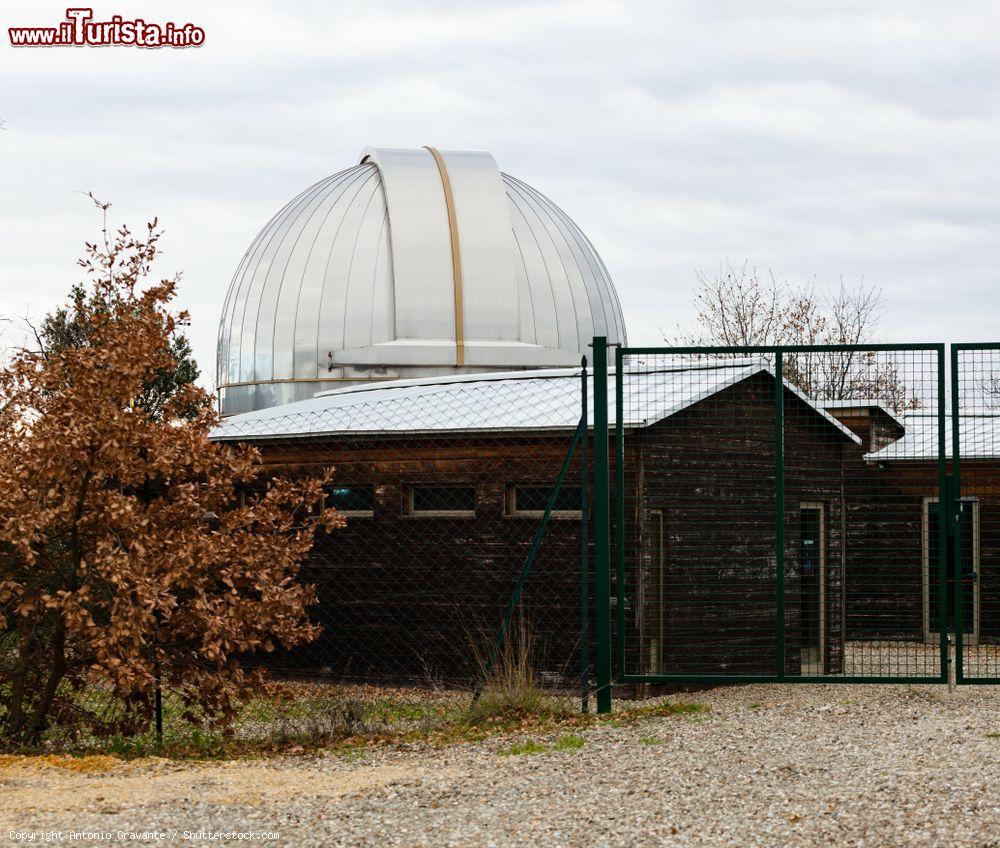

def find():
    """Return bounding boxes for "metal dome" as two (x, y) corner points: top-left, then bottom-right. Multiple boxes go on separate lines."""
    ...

(217, 147), (627, 415)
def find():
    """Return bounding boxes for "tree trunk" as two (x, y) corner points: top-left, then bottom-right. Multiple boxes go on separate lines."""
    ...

(3, 630), (39, 743)
(21, 619), (67, 746)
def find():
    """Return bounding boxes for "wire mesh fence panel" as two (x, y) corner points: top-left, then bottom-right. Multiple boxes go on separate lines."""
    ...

(783, 347), (945, 681)
(954, 345), (1000, 682)
(212, 369), (592, 695)
(616, 352), (780, 680)
(612, 345), (948, 683)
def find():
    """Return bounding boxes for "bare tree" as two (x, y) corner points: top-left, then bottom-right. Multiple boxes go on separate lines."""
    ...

(982, 376), (1000, 406)
(671, 260), (918, 411)
(677, 262), (792, 348)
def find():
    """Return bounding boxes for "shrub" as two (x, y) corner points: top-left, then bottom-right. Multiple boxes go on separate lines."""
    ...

(0, 205), (343, 747)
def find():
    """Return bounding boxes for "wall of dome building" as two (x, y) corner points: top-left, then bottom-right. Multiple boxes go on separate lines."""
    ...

(216, 146), (627, 415)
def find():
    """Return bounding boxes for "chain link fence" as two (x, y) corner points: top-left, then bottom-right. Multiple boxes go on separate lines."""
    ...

(198, 366), (598, 742)
(13, 341), (1000, 752)
(4, 363), (600, 754)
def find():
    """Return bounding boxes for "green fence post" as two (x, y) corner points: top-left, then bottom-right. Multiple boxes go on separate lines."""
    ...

(939, 347), (950, 681)
(615, 345), (626, 682)
(592, 337), (612, 713)
(775, 350), (785, 680)
(950, 344), (963, 683)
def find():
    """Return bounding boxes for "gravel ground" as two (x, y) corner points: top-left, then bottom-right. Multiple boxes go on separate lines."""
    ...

(3, 682), (1000, 847)
(839, 641), (1000, 678)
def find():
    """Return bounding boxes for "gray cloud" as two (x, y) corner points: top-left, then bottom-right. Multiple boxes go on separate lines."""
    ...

(2, 0), (999, 381)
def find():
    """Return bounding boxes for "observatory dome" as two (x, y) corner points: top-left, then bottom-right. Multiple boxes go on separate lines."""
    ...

(217, 147), (627, 415)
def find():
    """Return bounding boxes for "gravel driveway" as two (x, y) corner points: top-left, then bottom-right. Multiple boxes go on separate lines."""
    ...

(3, 683), (1000, 847)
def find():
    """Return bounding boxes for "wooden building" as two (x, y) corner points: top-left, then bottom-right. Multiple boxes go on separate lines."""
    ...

(854, 413), (1000, 651)
(214, 361), (865, 684)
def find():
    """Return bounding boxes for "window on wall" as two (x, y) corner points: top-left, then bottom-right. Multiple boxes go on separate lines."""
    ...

(408, 485), (477, 517)
(324, 485), (376, 517)
(506, 484), (583, 518)
(236, 481), (267, 508)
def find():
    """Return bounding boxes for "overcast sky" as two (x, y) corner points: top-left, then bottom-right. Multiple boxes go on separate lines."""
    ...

(3, 1), (999, 386)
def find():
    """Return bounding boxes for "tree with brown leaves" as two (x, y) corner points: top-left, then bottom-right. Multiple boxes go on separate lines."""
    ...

(0, 204), (343, 747)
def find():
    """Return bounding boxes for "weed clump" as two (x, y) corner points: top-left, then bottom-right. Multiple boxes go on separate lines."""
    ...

(500, 739), (548, 756)
(467, 616), (573, 727)
(552, 733), (584, 751)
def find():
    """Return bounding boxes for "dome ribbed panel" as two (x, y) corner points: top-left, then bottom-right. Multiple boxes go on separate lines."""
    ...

(505, 174), (625, 345)
(502, 173), (625, 351)
(216, 164), (381, 390)
(217, 152), (626, 415)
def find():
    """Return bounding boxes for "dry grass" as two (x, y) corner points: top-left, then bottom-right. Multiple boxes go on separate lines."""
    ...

(467, 614), (575, 726)
(6, 618), (703, 761)
(2, 682), (707, 764)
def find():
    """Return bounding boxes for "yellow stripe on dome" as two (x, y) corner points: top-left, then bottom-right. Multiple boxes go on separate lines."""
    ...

(424, 146), (465, 367)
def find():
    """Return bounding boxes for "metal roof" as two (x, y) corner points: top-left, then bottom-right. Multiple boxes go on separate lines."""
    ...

(868, 413), (1000, 461)
(212, 362), (861, 444)
(216, 147), (626, 416)
(820, 399), (907, 430)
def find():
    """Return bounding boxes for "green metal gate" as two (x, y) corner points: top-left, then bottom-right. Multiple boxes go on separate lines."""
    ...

(590, 339), (1000, 702)
(952, 344), (1000, 683)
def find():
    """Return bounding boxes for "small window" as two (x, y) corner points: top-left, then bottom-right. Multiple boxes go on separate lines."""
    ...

(236, 481), (267, 508)
(325, 485), (376, 517)
(409, 485), (476, 517)
(507, 484), (583, 518)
